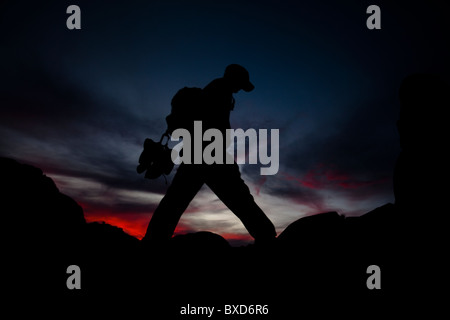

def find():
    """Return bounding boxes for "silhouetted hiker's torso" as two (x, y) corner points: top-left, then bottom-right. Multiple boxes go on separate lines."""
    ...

(182, 78), (235, 163)
(201, 78), (234, 134)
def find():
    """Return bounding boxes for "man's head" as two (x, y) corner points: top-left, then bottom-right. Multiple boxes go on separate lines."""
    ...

(223, 64), (255, 93)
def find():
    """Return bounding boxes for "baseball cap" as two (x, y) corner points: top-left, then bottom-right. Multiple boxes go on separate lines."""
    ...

(224, 64), (255, 92)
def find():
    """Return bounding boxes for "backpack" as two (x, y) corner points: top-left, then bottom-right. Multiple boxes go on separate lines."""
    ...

(165, 87), (204, 135)
(137, 87), (203, 181)
(136, 133), (174, 181)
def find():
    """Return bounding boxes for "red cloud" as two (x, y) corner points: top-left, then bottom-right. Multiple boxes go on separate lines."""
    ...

(82, 207), (150, 240)
(81, 206), (253, 245)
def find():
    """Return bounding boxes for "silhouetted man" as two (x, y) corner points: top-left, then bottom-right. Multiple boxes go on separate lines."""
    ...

(143, 64), (277, 246)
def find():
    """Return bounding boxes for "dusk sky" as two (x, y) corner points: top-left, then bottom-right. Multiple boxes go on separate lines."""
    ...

(1, 0), (449, 245)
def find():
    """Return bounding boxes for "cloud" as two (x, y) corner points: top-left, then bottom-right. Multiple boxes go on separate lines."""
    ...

(0, 1), (405, 245)
(0, 62), (175, 241)
(0, 61), (398, 246)
(237, 93), (399, 223)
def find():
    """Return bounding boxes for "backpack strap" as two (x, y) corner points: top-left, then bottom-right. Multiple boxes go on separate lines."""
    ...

(231, 96), (235, 110)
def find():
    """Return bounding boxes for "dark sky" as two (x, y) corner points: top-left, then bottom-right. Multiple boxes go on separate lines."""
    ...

(1, 0), (449, 245)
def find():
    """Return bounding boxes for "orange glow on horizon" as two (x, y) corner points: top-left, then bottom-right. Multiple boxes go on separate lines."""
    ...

(83, 210), (253, 245)
(84, 211), (149, 240)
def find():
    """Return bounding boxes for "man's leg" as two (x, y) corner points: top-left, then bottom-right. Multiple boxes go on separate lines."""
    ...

(206, 164), (277, 242)
(143, 165), (204, 245)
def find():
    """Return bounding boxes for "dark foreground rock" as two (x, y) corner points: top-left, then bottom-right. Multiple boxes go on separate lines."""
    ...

(1, 157), (437, 317)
